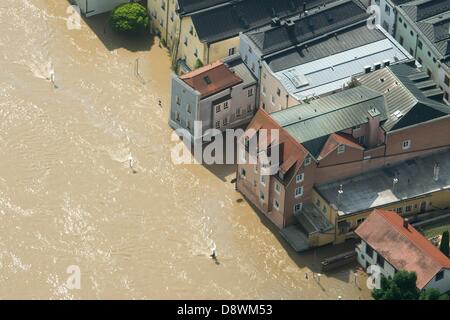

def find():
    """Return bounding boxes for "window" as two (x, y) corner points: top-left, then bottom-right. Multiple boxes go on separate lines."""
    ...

(183, 36), (188, 46)
(366, 243), (374, 258)
(316, 199), (321, 207)
(358, 136), (365, 145)
(436, 270), (444, 281)
(260, 191), (265, 201)
(337, 144), (345, 154)
(228, 47), (236, 56)
(445, 92), (449, 102)
(175, 111), (180, 122)
(176, 96), (181, 105)
(357, 217), (365, 225)
(247, 104), (252, 113)
(274, 183), (281, 194)
(260, 175), (266, 186)
(254, 165), (258, 173)
(186, 121), (191, 130)
(399, 17), (403, 23)
(410, 30), (414, 37)
(222, 118), (228, 126)
(296, 173), (304, 183)
(186, 104), (191, 113)
(304, 155), (311, 166)
(399, 36), (404, 46)
(418, 40), (423, 50)
(295, 186), (303, 198)
(376, 254), (385, 268)
(248, 88), (254, 97)
(418, 57), (422, 64)
(262, 86), (266, 95)
(189, 25), (194, 35)
(216, 105), (221, 113)
(353, 125), (361, 131)
(405, 205), (412, 213)
(273, 199), (280, 210)
(224, 101), (229, 109)
(236, 107), (241, 117)
(402, 140), (411, 150)
(445, 75), (450, 87)
(271, 95), (275, 105)
(294, 203), (303, 214)
(215, 121), (220, 129)
(277, 88), (281, 96)
(385, 5), (390, 16)
(396, 207), (403, 214)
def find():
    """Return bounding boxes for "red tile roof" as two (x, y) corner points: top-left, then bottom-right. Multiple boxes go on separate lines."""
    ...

(244, 110), (309, 183)
(355, 209), (450, 289)
(318, 133), (363, 160)
(180, 61), (242, 98)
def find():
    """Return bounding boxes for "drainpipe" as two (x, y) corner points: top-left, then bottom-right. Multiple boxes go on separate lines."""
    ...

(257, 61), (263, 109)
(285, 94), (289, 109)
(165, 0), (170, 43)
(207, 43), (210, 64)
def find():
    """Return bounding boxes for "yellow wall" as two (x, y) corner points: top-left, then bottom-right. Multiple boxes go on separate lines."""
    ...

(309, 188), (450, 247)
(208, 36), (240, 64)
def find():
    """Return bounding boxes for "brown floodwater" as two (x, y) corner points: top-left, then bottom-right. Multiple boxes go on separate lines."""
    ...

(0, 0), (371, 299)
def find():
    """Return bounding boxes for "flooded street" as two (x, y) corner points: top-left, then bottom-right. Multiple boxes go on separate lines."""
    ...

(0, 0), (371, 299)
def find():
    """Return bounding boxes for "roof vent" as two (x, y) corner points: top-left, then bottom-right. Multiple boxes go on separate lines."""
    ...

(392, 110), (403, 119)
(383, 59), (391, 67)
(271, 17), (281, 26)
(364, 65), (371, 74)
(374, 62), (382, 70)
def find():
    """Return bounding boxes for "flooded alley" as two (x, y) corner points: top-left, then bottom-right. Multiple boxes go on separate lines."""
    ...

(0, 0), (371, 299)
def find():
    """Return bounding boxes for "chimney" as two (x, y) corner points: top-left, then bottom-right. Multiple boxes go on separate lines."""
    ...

(392, 177), (399, 193)
(434, 161), (440, 181)
(337, 184), (344, 207)
(403, 218), (409, 229)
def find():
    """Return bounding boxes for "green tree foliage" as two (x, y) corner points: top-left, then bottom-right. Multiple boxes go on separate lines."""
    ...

(419, 288), (449, 300)
(440, 230), (449, 257)
(110, 3), (149, 34)
(194, 59), (204, 69)
(372, 271), (420, 300)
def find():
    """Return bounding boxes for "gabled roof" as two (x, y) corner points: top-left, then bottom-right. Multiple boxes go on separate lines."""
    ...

(177, 0), (230, 15)
(244, 110), (309, 185)
(179, 61), (242, 98)
(246, 0), (369, 56)
(355, 209), (450, 289)
(191, 0), (337, 44)
(357, 62), (450, 131)
(269, 86), (386, 153)
(318, 133), (364, 160)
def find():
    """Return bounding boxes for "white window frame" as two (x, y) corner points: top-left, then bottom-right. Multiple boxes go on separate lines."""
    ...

(273, 199), (280, 211)
(274, 183), (281, 194)
(337, 144), (346, 154)
(294, 203), (303, 214)
(304, 156), (311, 166)
(295, 186), (304, 198)
(296, 173), (304, 183)
(402, 139), (411, 150)
(260, 175), (266, 186)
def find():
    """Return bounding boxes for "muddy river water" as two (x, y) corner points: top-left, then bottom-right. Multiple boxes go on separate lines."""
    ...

(0, 0), (371, 299)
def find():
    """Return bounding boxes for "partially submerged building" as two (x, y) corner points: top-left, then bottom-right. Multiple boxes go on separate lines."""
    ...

(73, 0), (128, 17)
(169, 56), (257, 142)
(239, 0), (411, 112)
(355, 209), (450, 292)
(236, 61), (450, 251)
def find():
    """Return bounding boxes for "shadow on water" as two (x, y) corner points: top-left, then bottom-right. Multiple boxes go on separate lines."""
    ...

(67, 1), (154, 52)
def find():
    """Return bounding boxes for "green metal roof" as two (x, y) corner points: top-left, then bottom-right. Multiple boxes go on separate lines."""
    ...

(270, 86), (387, 146)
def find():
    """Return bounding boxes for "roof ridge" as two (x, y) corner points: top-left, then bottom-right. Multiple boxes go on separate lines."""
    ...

(378, 211), (450, 269)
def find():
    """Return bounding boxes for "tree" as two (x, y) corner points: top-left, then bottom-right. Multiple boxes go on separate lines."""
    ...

(194, 59), (204, 69)
(372, 271), (420, 300)
(440, 230), (449, 257)
(110, 3), (149, 34)
(420, 288), (449, 300)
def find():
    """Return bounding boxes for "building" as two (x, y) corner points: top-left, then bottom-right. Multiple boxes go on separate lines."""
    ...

(370, 0), (412, 35)
(169, 57), (257, 142)
(73, 0), (129, 17)
(236, 61), (450, 251)
(239, 0), (410, 113)
(355, 209), (450, 293)
(394, 0), (450, 104)
(148, 0), (337, 71)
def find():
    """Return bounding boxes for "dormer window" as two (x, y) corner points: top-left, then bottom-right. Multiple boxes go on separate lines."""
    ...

(296, 173), (304, 183)
(304, 155), (311, 166)
(337, 144), (345, 154)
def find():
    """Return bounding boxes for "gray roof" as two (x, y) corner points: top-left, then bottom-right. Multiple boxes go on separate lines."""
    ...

(317, 149), (450, 216)
(357, 62), (450, 131)
(246, 0), (369, 56)
(266, 24), (386, 72)
(270, 86), (387, 145)
(399, 0), (450, 61)
(224, 55), (257, 88)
